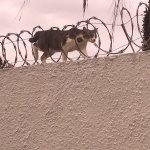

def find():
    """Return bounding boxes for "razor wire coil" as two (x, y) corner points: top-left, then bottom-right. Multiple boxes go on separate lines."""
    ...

(0, 2), (148, 69)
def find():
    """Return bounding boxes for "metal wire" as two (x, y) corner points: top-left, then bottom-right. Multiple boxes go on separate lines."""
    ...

(0, 2), (148, 69)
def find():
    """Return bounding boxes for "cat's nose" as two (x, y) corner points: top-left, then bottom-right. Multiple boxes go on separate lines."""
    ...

(91, 39), (96, 43)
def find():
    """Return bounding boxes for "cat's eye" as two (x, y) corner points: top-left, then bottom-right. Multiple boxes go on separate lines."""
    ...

(90, 33), (94, 37)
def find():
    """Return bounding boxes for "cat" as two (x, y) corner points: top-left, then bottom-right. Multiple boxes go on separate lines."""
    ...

(29, 27), (97, 63)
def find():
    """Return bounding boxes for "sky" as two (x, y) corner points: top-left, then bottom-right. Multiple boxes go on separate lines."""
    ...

(0, 0), (149, 65)
(0, 0), (148, 34)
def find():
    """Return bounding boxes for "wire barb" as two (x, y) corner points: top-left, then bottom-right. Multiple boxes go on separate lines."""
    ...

(0, 2), (148, 69)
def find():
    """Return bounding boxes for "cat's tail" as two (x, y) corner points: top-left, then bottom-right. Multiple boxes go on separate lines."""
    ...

(29, 31), (40, 43)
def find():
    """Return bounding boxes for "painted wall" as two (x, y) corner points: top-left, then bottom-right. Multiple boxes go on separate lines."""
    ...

(0, 52), (150, 150)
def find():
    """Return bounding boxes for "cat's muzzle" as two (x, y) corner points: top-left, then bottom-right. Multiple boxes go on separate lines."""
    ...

(90, 38), (96, 43)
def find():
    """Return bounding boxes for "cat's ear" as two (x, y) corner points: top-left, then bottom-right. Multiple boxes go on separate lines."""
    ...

(83, 27), (87, 31)
(93, 28), (98, 33)
(95, 28), (98, 31)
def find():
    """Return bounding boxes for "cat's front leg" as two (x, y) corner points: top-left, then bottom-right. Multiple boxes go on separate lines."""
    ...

(80, 49), (89, 59)
(61, 51), (68, 62)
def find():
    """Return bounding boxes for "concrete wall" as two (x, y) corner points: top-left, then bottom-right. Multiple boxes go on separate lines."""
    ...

(0, 52), (150, 150)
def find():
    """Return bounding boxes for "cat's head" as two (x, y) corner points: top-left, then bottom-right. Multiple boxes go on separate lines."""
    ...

(69, 27), (97, 43)
(82, 27), (97, 43)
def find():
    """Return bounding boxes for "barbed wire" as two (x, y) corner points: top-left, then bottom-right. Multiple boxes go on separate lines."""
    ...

(0, 2), (148, 69)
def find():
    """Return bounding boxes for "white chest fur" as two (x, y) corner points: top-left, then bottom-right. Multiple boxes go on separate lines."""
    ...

(62, 35), (88, 52)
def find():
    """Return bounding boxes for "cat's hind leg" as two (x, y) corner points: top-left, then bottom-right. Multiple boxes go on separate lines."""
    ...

(32, 43), (39, 63)
(41, 52), (49, 64)
(41, 50), (55, 63)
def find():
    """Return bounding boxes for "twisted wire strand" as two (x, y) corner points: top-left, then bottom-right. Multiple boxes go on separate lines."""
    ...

(0, 2), (148, 69)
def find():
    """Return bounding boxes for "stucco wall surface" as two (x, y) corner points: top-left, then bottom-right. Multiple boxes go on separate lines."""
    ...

(0, 52), (150, 150)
